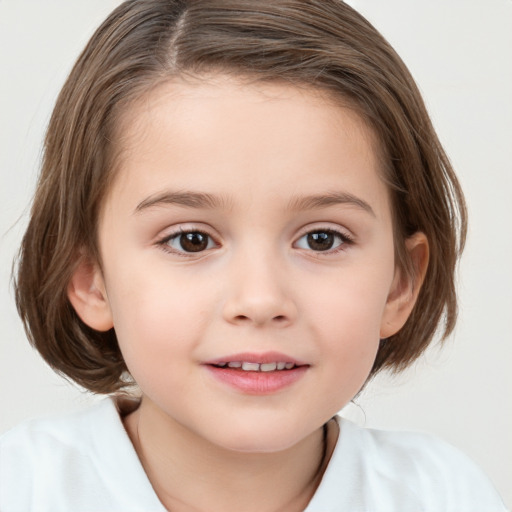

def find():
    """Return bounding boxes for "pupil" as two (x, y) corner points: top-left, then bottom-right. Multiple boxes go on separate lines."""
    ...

(180, 232), (208, 252)
(307, 232), (334, 251)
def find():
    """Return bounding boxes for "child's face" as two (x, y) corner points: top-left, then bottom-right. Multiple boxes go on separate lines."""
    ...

(74, 76), (421, 452)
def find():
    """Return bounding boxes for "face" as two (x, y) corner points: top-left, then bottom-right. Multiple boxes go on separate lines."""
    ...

(72, 76), (421, 453)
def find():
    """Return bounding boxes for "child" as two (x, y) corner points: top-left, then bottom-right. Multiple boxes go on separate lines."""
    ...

(0, 0), (507, 510)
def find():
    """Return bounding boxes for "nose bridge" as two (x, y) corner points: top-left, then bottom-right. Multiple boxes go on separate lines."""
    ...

(222, 240), (296, 327)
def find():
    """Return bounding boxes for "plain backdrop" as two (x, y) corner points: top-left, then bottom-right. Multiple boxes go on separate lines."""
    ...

(1, 0), (511, 507)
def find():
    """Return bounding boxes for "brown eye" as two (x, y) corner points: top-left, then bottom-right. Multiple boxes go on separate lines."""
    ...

(295, 229), (349, 252)
(165, 231), (215, 253)
(180, 232), (209, 252)
(307, 232), (335, 251)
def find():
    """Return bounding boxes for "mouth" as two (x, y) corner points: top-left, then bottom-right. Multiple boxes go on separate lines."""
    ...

(204, 352), (309, 394)
(210, 361), (299, 372)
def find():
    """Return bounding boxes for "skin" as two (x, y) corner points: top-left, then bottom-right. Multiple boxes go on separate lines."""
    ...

(69, 76), (428, 512)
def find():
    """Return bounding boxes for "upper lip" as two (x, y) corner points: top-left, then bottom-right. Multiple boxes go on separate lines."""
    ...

(204, 351), (308, 366)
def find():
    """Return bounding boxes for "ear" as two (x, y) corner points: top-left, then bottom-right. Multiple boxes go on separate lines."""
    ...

(67, 255), (114, 332)
(380, 232), (429, 339)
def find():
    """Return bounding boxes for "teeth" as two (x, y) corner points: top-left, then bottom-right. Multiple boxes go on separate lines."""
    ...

(242, 362), (260, 371)
(217, 361), (296, 372)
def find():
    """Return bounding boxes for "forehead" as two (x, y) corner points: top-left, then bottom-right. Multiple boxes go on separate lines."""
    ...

(106, 75), (389, 218)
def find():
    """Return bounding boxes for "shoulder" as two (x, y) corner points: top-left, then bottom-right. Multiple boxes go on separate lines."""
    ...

(0, 398), (163, 512)
(353, 419), (486, 479)
(0, 398), (118, 463)
(0, 399), (110, 507)
(308, 417), (508, 512)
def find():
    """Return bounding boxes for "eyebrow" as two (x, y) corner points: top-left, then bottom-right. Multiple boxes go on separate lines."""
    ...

(135, 191), (232, 213)
(287, 191), (375, 216)
(134, 189), (375, 216)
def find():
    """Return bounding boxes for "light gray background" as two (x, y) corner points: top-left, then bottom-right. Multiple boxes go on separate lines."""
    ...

(1, 0), (511, 506)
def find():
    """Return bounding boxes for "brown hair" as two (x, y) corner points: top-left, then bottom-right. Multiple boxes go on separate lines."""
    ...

(15, 0), (467, 393)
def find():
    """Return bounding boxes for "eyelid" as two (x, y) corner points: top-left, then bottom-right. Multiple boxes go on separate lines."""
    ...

(293, 224), (355, 253)
(156, 224), (220, 257)
(295, 222), (355, 241)
(154, 222), (355, 257)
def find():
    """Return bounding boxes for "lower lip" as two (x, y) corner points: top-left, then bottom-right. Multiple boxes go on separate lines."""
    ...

(204, 365), (308, 395)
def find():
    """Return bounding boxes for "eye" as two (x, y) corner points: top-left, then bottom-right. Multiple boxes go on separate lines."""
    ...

(162, 230), (216, 253)
(294, 229), (351, 252)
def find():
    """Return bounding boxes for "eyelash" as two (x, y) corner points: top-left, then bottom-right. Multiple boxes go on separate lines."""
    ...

(294, 227), (354, 255)
(156, 226), (354, 257)
(157, 227), (219, 257)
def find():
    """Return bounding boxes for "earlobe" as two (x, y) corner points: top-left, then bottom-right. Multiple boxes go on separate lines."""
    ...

(380, 232), (429, 339)
(67, 256), (114, 332)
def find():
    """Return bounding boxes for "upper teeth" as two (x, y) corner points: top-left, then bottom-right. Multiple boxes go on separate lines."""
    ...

(215, 361), (296, 372)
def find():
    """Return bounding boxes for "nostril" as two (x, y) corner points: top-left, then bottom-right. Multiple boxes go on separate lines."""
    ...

(232, 314), (288, 324)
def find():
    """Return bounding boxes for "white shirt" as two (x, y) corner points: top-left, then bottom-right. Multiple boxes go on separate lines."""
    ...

(0, 398), (507, 511)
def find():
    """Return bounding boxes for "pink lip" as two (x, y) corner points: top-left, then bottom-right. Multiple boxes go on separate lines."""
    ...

(203, 351), (309, 395)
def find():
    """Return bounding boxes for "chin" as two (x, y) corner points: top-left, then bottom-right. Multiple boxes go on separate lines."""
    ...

(208, 421), (316, 455)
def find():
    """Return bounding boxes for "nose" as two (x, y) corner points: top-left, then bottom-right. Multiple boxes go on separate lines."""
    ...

(221, 250), (297, 328)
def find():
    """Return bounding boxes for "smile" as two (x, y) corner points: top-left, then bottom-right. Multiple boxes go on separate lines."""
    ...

(212, 362), (297, 372)
(205, 352), (308, 394)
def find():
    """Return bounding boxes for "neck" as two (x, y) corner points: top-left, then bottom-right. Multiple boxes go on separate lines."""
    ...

(123, 397), (337, 512)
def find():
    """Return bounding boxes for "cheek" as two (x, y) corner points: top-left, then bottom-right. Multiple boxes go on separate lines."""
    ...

(308, 265), (391, 334)
(309, 294), (382, 409)
(105, 265), (216, 374)
(304, 265), (391, 375)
